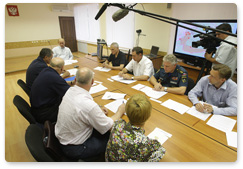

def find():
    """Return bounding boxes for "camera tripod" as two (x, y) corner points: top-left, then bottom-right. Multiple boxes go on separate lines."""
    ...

(196, 59), (212, 83)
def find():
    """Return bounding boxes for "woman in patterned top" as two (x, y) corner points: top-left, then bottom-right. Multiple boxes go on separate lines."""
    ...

(105, 94), (166, 162)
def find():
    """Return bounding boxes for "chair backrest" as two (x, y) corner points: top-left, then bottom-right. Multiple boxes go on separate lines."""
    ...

(43, 121), (69, 162)
(17, 79), (30, 97)
(185, 77), (195, 95)
(13, 95), (36, 124)
(25, 124), (55, 162)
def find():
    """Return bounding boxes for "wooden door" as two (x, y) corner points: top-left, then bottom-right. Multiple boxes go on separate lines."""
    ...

(59, 16), (77, 52)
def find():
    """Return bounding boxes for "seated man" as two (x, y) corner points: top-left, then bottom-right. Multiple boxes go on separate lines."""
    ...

(118, 47), (154, 81)
(55, 67), (126, 160)
(150, 54), (188, 95)
(105, 94), (166, 162)
(103, 42), (126, 70)
(26, 48), (53, 89)
(30, 57), (72, 124)
(52, 38), (73, 61)
(188, 64), (237, 116)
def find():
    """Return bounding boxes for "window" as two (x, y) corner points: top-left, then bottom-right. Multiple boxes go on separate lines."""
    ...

(106, 5), (135, 49)
(74, 4), (100, 43)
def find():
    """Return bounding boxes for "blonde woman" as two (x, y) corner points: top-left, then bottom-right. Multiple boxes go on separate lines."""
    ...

(105, 94), (166, 162)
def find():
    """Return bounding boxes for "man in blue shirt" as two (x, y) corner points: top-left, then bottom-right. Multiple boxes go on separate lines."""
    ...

(30, 57), (71, 124)
(188, 64), (237, 116)
(150, 54), (188, 95)
(26, 48), (53, 89)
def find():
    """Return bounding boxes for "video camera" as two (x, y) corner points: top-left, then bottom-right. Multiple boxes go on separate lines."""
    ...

(192, 32), (221, 54)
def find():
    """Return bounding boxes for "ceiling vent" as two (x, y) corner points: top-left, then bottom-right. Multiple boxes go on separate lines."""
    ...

(51, 4), (70, 12)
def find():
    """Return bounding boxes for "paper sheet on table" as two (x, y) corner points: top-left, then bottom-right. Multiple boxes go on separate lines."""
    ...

(206, 115), (236, 133)
(64, 60), (78, 65)
(94, 66), (111, 72)
(226, 131), (237, 148)
(89, 84), (107, 94)
(102, 92), (126, 100)
(131, 84), (146, 90)
(186, 106), (211, 121)
(140, 86), (167, 99)
(148, 127), (172, 145)
(67, 68), (78, 76)
(111, 75), (137, 84)
(161, 99), (190, 114)
(104, 99), (127, 113)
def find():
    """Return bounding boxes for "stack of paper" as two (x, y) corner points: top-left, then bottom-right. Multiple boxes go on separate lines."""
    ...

(94, 66), (111, 72)
(161, 99), (190, 114)
(206, 115), (236, 133)
(148, 127), (172, 145)
(104, 99), (127, 113)
(102, 92), (126, 100)
(141, 86), (167, 99)
(226, 131), (237, 148)
(67, 68), (78, 76)
(131, 84), (146, 90)
(89, 84), (107, 94)
(111, 75), (137, 84)
(64, 60), (78, 65)
(186, 106), (211, 121)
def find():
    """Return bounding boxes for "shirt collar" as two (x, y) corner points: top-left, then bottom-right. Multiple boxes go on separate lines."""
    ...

(208, 80), (227, 90)
(73, 85), (93, 100)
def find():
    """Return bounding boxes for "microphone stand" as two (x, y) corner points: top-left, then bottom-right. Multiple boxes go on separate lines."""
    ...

(107, 3), (237, 47)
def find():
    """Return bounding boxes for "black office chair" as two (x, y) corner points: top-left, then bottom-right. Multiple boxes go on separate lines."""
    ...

(13, 95), (36, 124)
(185, 77), (195, 95)
(25, 124), (55, 162)
(17, 79), (30, 97)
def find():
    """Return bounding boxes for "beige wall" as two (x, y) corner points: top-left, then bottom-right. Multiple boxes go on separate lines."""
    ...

(5, 3), (74, 58)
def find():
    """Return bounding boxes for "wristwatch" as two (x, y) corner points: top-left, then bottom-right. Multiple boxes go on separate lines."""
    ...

(164, 87), (167, 92)
(131, 76), (134, 80)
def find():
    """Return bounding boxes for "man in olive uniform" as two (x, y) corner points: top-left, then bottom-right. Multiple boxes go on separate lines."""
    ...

(150, 54), (188, 95)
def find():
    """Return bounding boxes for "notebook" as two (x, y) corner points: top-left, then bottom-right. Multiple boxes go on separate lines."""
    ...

(145, 46), (159, 58)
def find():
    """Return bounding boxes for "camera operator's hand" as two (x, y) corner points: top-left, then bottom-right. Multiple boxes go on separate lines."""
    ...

(204, 52), (213, 61)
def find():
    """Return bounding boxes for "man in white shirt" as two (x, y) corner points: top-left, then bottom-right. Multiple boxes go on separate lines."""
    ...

(118, 47), (154, 81)
(52, 38), (73, 61)
(55, 67), (125, 161)
(204, 23), (237, 78)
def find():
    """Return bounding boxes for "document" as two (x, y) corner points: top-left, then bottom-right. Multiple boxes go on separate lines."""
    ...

(226, 131), (237, 148)
(148, 127), (172, 145)
(89, 84), (107, 94)
(186, 106), (211, 121)
(161, 99), (190, 114)
(102, 91), (126, 100)
(206, 115), (236, 133)
(140, 86), (167, 99)
(64, 60), (78, 65)
(131, 84), (146, 90)
(94, 66), (111, 72)
(67, 68), (78, 76)
(111, 75), (137, 84)
(104, 99), (127, 113)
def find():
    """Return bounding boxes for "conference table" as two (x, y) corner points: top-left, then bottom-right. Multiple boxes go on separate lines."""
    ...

(64, 55), (237, 162)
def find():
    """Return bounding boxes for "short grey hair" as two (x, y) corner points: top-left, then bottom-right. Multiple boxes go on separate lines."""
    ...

(76, 67), (94, 85)
(50, 57), (64, 69)
(163, 54), (177, 65)
(110, 42), (119, 48)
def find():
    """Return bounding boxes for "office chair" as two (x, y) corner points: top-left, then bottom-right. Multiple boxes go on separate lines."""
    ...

(25, 124), (55, 162)
(43, 121), (102, 162)
(185, 77), (195, 95)
(13, 95), (36, 124)
(17, 79), (30, 97)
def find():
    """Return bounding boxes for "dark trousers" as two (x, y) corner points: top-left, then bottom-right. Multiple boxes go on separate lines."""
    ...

(60, 129), (110, 161)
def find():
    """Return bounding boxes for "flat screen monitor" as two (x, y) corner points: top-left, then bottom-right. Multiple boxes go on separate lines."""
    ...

(173, 19), (237, 67)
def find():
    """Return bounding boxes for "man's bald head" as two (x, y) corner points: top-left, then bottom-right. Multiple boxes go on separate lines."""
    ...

(76, 67), (94, 85)
(58, 38), (65, 48)
(50, 57), (65, 69)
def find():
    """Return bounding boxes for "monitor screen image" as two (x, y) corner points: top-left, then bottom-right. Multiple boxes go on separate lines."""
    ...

(173, 20), (237, 66)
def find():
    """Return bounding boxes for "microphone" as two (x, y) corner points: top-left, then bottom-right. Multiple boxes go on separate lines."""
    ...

(95, 3), (108, 20)
(112, 9), (129, 22)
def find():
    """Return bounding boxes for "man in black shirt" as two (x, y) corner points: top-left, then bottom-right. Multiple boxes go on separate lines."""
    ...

(26, 48), (53, 89)
(30, 57), (71, 124)
(103, 42), (126, 70)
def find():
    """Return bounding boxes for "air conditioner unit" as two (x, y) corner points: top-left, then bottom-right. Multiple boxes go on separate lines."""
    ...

(51, 4), (70, 12)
